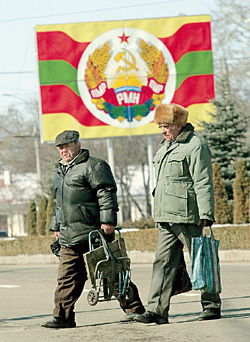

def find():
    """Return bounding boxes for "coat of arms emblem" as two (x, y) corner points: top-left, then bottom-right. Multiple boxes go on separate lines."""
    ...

(78, 28), (176, 128)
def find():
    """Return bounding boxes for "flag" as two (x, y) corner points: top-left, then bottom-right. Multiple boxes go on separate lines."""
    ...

(35, 15), (214, 142)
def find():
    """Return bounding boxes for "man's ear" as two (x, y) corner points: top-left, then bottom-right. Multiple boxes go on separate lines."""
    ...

(77, 141), (81, 149)
(177, 124), (182, 132)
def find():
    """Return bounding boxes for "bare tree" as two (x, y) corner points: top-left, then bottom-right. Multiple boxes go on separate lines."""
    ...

(0, 105), (36, 173)
(81, 138), (108, 160)
(112, 135), (162, 220)
(0, 100), (58, 193)
(212, 0), (250, 101)
(0, 97), (163, 219)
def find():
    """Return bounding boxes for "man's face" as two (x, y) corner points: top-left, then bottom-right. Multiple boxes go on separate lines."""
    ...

(159, 123), (182, 142)
(58, 141), (80, 164)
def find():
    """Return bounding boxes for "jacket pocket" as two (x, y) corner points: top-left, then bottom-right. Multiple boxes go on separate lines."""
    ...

(80, 204), (99, 225)
(167, 153), (186, 177)
(153, 153), (162, 175)
(164, 182), (187, 217)
(153, 153), (162, 164)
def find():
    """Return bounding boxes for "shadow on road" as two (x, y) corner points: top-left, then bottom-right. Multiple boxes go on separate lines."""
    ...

(1, 296), (249, 325)
(0, 307), (120, 323)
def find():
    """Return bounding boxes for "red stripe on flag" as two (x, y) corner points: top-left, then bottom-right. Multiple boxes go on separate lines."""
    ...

(172, 74), (215, 108)
(37, 22), (211, 67)
(40, 85), (107, 126)
(159, 22), (212, 63)
(36, 31), (90, 68)
(41, 75), (214, 126)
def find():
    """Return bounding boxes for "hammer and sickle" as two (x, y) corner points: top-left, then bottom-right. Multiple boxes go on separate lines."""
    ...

(115, 50), (138, 72)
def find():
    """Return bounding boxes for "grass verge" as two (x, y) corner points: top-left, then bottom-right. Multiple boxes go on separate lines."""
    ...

(0, 225), (250, 256)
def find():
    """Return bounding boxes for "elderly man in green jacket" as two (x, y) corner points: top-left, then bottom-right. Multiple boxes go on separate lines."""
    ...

(42, 130), (145, 329)
(135, 103), (221, 324)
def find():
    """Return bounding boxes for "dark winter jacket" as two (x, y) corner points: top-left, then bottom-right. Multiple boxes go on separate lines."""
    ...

(49, 149), (118, 247)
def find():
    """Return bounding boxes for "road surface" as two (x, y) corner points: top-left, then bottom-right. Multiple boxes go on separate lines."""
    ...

(0, 262), (250, 341)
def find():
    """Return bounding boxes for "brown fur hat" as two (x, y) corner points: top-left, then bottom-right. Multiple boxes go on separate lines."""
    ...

(154, 103), (188, 127)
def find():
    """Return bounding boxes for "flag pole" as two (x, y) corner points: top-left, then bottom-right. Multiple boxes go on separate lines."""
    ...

(147, 135), (154, 216)
(107, 137), (115, 178)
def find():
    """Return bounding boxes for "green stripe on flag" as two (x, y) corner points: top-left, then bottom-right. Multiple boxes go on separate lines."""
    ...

(175, 51), (213, 89)
(38, 60), (79, 95)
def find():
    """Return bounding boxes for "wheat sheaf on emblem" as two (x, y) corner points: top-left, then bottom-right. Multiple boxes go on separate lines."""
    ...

(84, 38), (169, 121)
(139, 39), (169, 106)
(84, 42), (111, 110)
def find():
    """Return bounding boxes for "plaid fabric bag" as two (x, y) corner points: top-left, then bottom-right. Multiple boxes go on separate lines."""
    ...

(190, 227), (222, 293)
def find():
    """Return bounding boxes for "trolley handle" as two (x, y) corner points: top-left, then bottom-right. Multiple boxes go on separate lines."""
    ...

(89, 227), (122, 251)
(88, 229), (118, 261)
(115, 226), (122, 238)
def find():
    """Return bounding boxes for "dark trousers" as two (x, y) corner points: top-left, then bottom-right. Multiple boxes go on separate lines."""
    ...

(147, 223), (221, 318)
(53, 243), (144, 321)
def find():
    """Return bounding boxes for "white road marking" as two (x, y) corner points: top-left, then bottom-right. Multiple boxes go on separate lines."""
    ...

(0, 285), (21, 288)
(179, 292), (200, 296)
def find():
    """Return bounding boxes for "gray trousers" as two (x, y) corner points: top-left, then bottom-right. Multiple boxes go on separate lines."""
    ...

(147, 223), (221, 318)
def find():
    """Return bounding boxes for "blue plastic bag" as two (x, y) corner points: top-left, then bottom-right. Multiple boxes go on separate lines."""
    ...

(191, 227), (222, 293)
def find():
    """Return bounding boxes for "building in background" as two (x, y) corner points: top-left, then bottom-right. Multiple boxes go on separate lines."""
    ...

(116, 166), (150, 223)
(0, 169), (148, 236)
(0, 171), (39, 236)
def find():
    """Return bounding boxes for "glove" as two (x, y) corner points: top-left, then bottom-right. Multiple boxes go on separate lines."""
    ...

(50, 240), (61, 258)
(198, 219), (214, 227)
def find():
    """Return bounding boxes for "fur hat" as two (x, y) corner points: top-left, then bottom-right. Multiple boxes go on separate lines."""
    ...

(154, 103), (188, 127)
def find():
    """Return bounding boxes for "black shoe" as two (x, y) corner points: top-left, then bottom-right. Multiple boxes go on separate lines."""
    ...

(198, 309), (221, 321)
(134, 311), (168, 324)
(41, 318), (76, 329)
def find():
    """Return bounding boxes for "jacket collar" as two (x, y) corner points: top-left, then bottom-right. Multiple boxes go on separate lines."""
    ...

(160, 122), (194, 146)
(72, 149), (90, 164)
(57, 149), (90, 168)
(176, 123), (194, 143)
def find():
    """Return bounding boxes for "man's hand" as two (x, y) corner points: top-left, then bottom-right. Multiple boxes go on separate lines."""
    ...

(54, 231), (60, 240)
(198, 219), (214, 227)
(101, 223), (115, 235)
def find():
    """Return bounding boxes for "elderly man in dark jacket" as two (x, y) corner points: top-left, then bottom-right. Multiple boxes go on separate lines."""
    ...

(135, 103), (221, 325)
(42, 130), (144, 329)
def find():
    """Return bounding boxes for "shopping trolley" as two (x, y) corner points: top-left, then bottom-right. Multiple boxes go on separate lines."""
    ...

(83, 227), (134, 306)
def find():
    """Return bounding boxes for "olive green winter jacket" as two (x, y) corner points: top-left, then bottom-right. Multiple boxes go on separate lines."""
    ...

(153, 123), (215, 224)
(49, 149), (118, 247)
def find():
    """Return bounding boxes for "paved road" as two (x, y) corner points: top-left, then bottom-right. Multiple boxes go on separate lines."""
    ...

(0, 262), (250, 342)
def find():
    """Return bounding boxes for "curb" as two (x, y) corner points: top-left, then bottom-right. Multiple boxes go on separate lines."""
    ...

(0, 254), (59, 265)
(0, 249), (250, 265)
(129, 250), (250, 264)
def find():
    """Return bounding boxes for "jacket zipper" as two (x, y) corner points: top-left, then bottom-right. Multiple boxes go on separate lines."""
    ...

(61, 166), (68, 227)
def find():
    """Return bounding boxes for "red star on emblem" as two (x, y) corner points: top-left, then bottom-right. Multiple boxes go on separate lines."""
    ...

(118, 32), (130, 43)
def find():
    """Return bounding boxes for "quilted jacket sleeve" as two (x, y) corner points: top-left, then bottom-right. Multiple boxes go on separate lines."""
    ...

(49, 209), (60, 232)
(88, 160), (119, 225)
(188, 142), (215, 221)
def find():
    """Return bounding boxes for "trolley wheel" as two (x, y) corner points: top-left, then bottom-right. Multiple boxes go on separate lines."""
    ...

(125, 285), (134, 301)
(87, 289), (99, 306)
